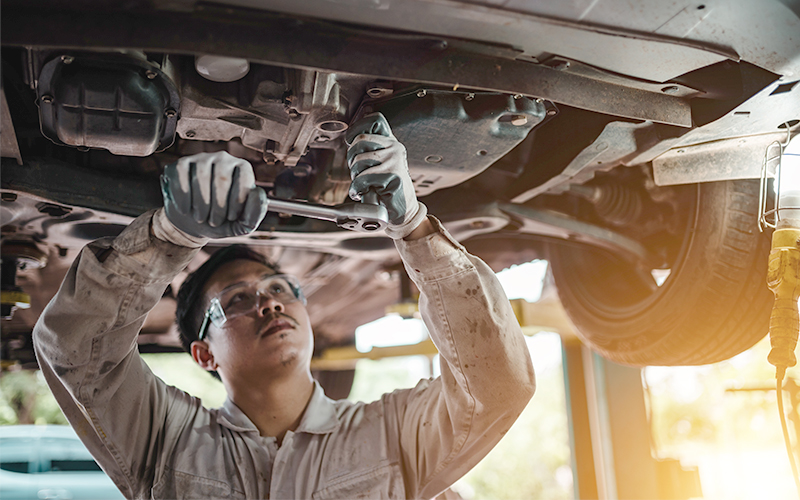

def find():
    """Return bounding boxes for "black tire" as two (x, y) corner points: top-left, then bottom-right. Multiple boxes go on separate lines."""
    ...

(548, 179), (773, 366)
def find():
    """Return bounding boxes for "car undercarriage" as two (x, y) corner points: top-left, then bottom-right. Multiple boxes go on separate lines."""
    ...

(2, 0), (800, 375)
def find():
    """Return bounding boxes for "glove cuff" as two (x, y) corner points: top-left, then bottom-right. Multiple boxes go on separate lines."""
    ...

(152, 208), (210, 248)
(385, 202), (428, 240)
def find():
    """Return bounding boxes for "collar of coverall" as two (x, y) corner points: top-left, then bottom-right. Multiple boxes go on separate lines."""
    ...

(215, 381), (340, 435)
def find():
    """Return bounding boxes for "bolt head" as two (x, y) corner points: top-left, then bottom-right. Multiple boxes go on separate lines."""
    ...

(424, 155), (443, 163)
(145, 70), (158, 80)
(416, 89), (427, 98)
(546, 109), (557, 116)
(61, 55), (74, 64)
(465, 93), (475, 101)
(40, 95), (54, 104)
(510, 115), (528, 126)
(513, 94), (523, 100)
(165, 108), (177, 118)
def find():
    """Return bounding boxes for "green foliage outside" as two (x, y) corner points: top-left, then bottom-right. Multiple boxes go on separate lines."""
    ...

(0, 370), (67, 425)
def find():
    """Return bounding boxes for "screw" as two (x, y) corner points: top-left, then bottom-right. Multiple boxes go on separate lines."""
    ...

(535, 98), (544, 103)
(165, 108), (177, 118)
(367, 86), (392, 98)
(424, 155), (443, 163)
(465, 93), (475, 101)
(40, 95), (53, 104)
(185, 130), (196, 138)
(417, 89), (427, 98)
(145, 70), (158, 80)
(61, 55), (74, 64)
(546, 109), (557, 116)
(510, 115), (528, 126)
(513, 94), (523, 100)
(661, 85), (680, 94)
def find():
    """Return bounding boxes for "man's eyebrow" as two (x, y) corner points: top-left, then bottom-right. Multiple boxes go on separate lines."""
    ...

(219, 273), (275, 293)
(219, 280), (248, 293)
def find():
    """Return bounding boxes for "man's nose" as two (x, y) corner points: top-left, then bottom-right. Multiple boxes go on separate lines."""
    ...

(256, 292), (284, 314)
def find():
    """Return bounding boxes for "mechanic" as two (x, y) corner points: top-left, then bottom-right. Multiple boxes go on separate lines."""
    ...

(33, 114), (536, 499)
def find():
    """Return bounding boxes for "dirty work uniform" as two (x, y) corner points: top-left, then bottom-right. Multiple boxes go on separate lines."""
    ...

(33, 210), (535, 500)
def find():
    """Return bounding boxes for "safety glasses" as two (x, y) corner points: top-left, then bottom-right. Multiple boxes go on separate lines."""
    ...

(198, 274), (306, 341)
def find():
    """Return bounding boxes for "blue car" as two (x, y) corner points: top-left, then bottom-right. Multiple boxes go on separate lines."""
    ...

(0, 425), (124, 500)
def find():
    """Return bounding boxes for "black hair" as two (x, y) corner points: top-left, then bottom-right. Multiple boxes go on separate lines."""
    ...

(175, 245), (280, 379)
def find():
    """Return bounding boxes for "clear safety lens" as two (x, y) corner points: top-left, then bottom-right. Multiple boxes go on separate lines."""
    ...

(207, 274), (305, 328)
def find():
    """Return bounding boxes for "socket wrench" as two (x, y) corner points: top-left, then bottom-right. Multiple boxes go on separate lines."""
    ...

(266, 192), (389, 232)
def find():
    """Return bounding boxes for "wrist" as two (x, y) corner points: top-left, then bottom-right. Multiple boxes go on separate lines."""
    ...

(151, 208), (210, 248)
(403, 217), (435, 241)
(384, 202), (427, 240)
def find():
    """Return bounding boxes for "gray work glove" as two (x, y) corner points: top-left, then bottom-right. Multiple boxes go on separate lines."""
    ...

(154, 151), (268, 248)
(346, 113), (426, 239)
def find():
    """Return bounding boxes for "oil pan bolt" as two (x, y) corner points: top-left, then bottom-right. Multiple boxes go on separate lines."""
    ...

(145, 69), (158, 80)
(465, 93), (475, 101)
(40, 95), (54, 104)
(510, 115), (528, 126)
(513, 94), (523, 100)
(424, 155), (443, 163)
(61, 55), (74, 64)
(416, 89), (427, 98)
(165, 108), (177, 118)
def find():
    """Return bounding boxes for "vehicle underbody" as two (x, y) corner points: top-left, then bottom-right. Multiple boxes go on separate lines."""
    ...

(2, 0), (799, 377)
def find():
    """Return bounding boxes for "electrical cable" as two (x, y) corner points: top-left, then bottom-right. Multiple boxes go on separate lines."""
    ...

(777, 367), (800, 499)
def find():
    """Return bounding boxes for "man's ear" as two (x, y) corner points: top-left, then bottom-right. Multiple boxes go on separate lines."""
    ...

(191, 340), (218, 372)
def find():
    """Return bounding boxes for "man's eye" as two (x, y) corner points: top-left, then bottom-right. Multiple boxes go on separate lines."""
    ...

(269, 283), (287, 294)
(227, 292), (249, 305)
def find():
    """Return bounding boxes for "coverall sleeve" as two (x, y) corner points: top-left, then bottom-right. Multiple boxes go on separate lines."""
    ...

(32, 210), (203, 499)
(389, 217), (536, 499)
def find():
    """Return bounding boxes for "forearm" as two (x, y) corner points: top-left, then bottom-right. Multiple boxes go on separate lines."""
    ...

(393, 216), (535, 497)
(397, 217), (535, 402)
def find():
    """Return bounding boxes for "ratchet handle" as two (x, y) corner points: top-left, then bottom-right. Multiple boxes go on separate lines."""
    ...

(265, 196), (389, 233)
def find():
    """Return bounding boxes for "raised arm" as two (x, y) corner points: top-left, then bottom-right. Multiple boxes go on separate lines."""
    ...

(346, 114), (535, 498)
(33, 151), (267, 497)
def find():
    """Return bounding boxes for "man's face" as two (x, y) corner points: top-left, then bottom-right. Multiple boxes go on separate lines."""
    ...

(199, 259), (314, 382)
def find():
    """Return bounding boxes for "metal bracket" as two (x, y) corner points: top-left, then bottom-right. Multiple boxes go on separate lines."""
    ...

(1, 5), (692, 127)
